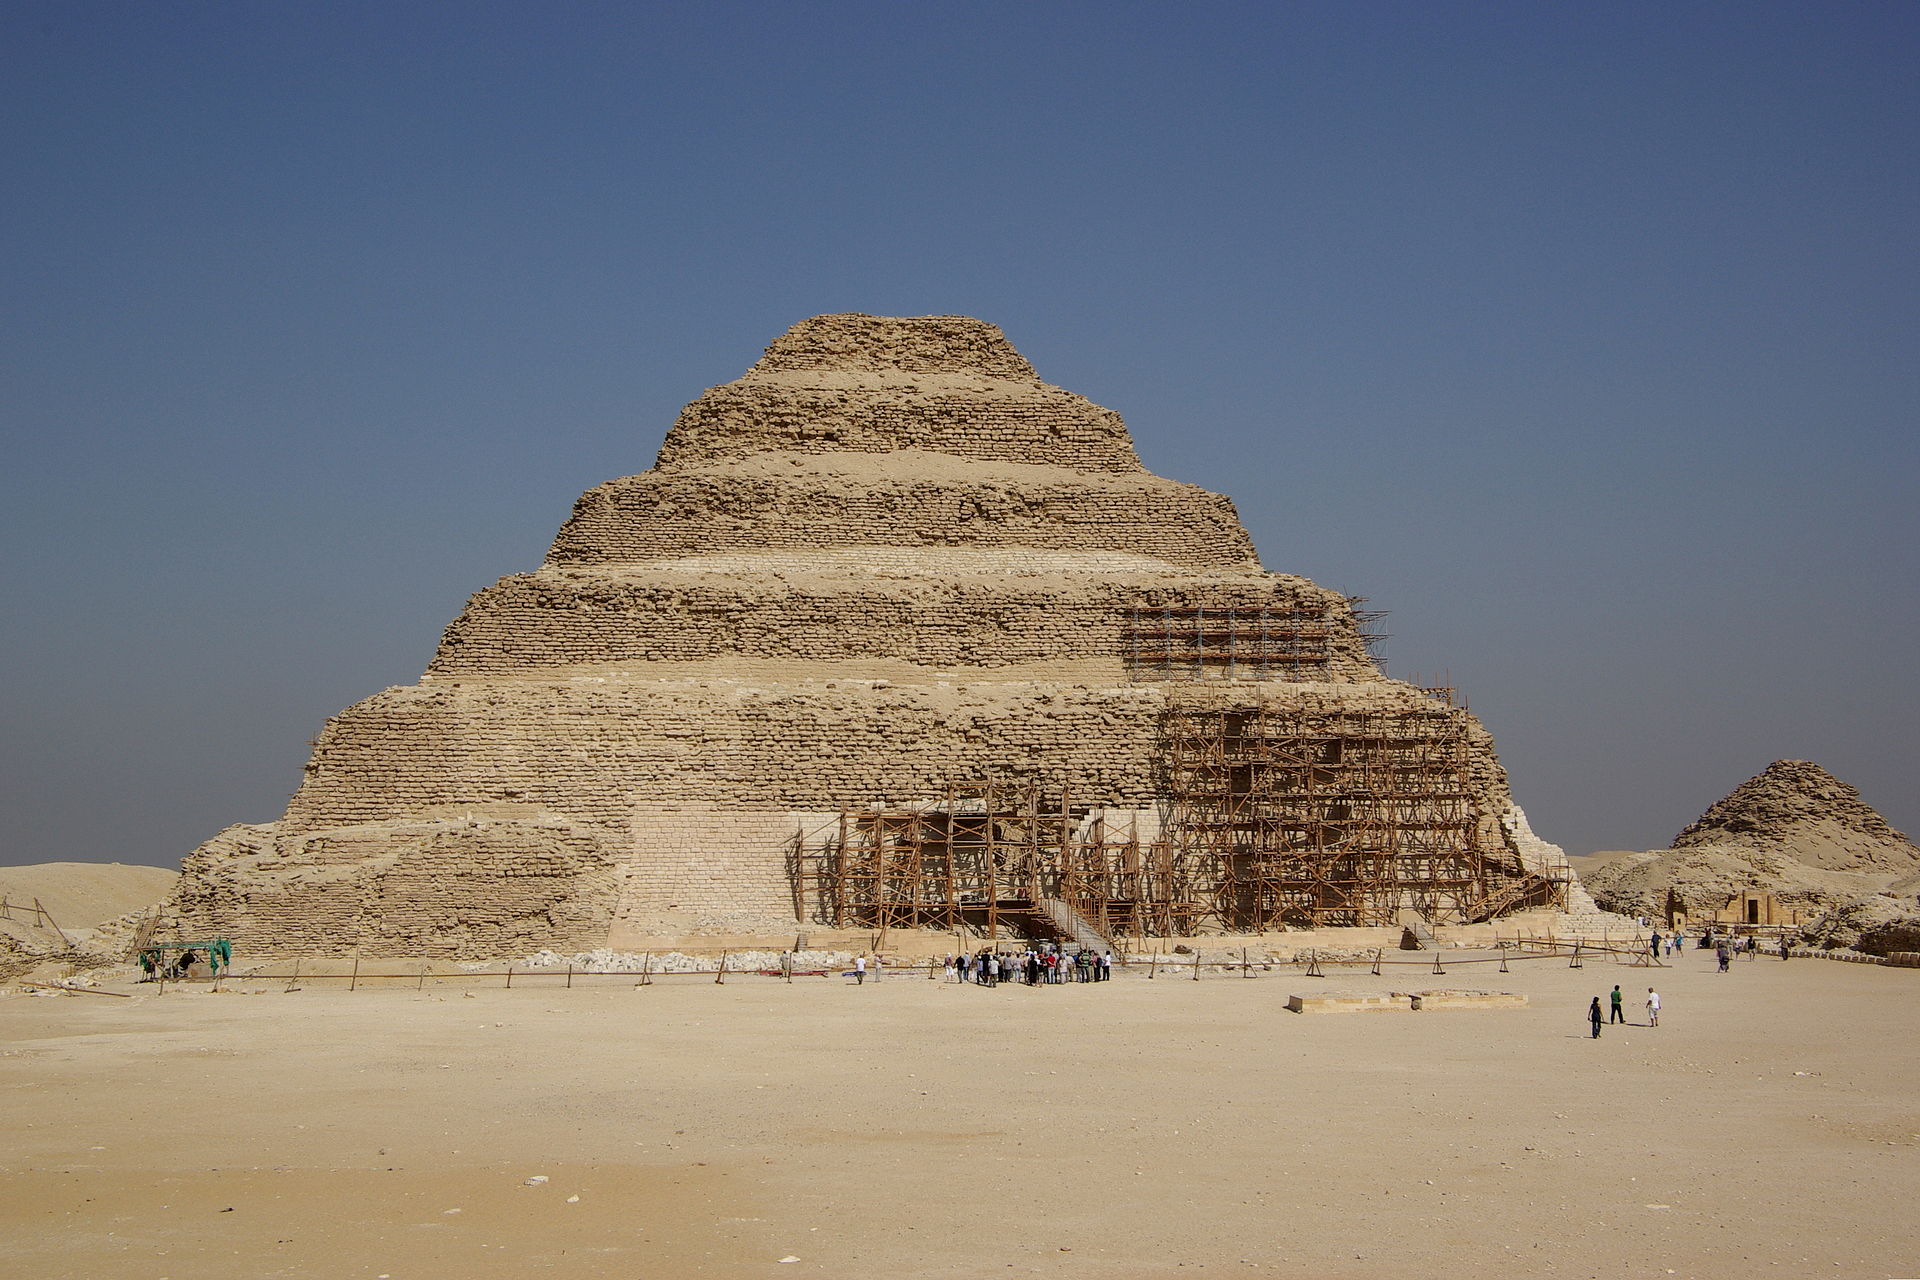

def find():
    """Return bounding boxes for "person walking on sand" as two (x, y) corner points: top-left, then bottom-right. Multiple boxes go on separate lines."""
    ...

(854, 954), (867, 985)
(1609, 984), (1625, 1024)
(1649, 930), (1661, 960)
(1589, 996), (1604, 1038)
(1716, 942), (1731, 973)
(1645, 987), (1660, 1026)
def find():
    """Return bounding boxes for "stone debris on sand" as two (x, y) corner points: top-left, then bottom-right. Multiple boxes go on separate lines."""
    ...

(524, 948), (853, 974)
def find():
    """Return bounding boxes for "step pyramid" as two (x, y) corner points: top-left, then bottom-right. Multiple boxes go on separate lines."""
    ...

(169, 315), (1572, 956)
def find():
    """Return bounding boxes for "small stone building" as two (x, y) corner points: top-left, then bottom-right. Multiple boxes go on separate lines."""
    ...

(1682, 889), (1806, 930)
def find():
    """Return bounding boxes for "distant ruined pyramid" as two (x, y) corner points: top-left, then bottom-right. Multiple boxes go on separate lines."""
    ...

(1588, 760), (1920, 921)
(169, 315), (1576, 956)
(1671, 760), (1918, 873)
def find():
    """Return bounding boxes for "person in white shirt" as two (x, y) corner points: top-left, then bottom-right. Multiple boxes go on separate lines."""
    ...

(1645, 987), (1660, 1026)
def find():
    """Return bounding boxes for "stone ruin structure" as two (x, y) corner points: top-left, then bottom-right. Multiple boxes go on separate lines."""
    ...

(168, 314), (1583, 956)
(1588, 759), (1920, 933)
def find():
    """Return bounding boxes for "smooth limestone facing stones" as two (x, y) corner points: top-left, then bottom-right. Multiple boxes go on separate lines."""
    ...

(166, 314), (1581, 957)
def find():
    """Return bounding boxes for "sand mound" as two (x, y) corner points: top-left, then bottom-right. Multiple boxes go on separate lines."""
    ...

(1587, 761), (1920, 920)
(0, 863), (175, 980)
(0, 862), (176, 931)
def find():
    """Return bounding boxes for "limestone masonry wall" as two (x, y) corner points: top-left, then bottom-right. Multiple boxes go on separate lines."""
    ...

(283, 681), (1167, 834)
(280, 678), (1464, 837)
(654, 383), (1142, 472)
(172, 819), (616, 959)
(428, 572), (1376, 677)
(751, 314), (1038, 377)
(616, 806), (831, 922)
(548, 468), (1255, 568)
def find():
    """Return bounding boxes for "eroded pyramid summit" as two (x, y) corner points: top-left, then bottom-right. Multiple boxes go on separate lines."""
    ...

(1672, 760), (1918, 873)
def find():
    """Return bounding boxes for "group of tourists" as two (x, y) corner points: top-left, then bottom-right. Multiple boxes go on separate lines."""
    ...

(1647, 927), (1778, 970)
(1646, 929), (1686, 958)
(1589, 983), (1660, 1037)
(949, 944), (1113, 986)
(1712, 932), (1762, 971)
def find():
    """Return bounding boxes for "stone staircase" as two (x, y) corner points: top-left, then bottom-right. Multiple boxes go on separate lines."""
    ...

(1029, 896), (1115, 954)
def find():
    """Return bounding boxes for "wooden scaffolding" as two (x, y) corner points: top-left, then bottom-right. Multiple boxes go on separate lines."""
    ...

(788, 706), (1566, 939)
(790, 779), (1208, 944)
(1122, 597), (1388, 682)
(1158, 703), (1555, 928)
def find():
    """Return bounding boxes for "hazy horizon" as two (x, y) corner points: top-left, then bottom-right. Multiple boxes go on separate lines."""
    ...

(4, 2), (1916, 869)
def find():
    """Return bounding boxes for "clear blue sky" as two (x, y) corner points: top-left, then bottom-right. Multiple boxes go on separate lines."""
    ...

(3, 1), (1915, 867)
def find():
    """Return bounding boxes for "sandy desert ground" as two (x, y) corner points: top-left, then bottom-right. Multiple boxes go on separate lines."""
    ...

(2, 946), (1916, 1280)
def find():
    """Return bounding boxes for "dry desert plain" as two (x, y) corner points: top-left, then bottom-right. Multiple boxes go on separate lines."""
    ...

(2, 946), (1917, 1280)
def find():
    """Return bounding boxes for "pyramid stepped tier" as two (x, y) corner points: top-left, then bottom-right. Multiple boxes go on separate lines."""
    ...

(548, 453), (1255, 568)
(428, 554), (1376, 677)
(281, 677), (1460, 835)
(746, 313), (1042, 377)
(261, 676), (1474, 932)
(164, 314), (1578, 956)
(655, 376), (1144, 472)
(653, 315), (1143, 471)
